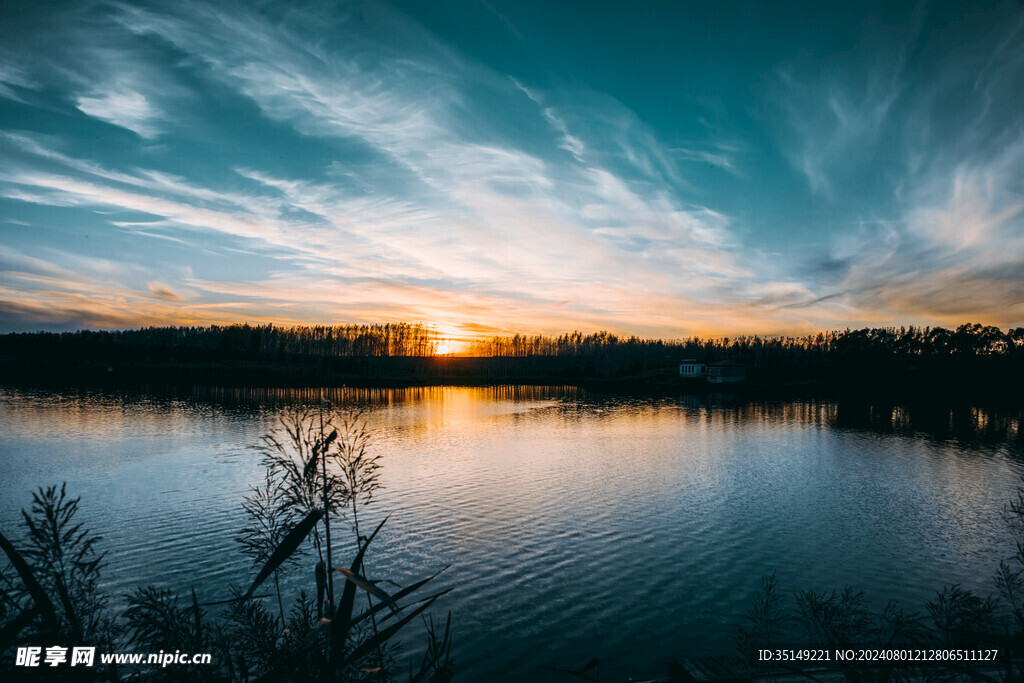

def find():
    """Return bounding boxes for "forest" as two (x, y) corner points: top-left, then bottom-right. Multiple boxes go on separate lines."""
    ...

(0, 322), (1021, 394)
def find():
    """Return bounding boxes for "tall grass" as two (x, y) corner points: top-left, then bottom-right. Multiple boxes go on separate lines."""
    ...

(238, 469), (302, 625)
(735, 566), (1020, 680)
(0, 411), (453, 682)
(1, 485), (116, 679)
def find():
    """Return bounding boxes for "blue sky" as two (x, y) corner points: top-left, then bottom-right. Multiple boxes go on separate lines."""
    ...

(1, 0), (1022, 341)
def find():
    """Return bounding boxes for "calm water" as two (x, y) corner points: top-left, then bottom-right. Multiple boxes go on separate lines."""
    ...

(1, 385), (1023, 680)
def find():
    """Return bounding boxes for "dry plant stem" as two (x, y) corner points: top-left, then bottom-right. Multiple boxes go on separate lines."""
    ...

(273, 570), (285, 628)
(319, 404), (335, 613)
(257, 408), (346, 569)
(336, 410), (386, 669)
(351, 454), (386, 671)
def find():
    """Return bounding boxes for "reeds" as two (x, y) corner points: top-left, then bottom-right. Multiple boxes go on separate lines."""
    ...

(237, 469), (303, 625)
(734, 575), (1013, 682)
(1, 410), (453, 681)
(0, 485), (116, 680)
(230, 407), (452, 680)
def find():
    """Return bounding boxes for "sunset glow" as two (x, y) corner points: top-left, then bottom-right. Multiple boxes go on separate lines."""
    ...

(1, 1), (1022, 338)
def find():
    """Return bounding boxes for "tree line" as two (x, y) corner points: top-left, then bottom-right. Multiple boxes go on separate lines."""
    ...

(0, 323), (439, 362)
(3, 322), (1021, 361)
(468, 323), (1024, 381)
(471, 324), (1024, 360)
(0, 322), (1021, 389)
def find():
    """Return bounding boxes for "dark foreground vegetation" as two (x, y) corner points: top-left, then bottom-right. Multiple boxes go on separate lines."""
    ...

(1, 322), (1022, 398)
(0, 408), (454, 682)
(728, 479), (1024, 683)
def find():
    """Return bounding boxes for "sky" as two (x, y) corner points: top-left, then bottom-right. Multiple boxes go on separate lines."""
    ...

(0, 0), (1022, 343)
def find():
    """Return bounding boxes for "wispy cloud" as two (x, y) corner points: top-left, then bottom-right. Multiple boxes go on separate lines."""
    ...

(1, 0), (1021, 336)
(767, 5), (1024, 328)
(0, 62), (36, 103)
(76, 88), (161, 138)
(0, 0), (794, 336)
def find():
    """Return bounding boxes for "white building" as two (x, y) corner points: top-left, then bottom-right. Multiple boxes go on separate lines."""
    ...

(678, 359), (705, 379)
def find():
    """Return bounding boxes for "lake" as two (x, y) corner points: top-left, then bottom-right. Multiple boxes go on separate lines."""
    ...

(1, 385), (1022, 680)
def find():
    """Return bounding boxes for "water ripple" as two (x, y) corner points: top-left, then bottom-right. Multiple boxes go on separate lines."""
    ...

(1, 387), (1023, 680)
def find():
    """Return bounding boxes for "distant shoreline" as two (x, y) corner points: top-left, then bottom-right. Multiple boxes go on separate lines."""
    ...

(2, 322), (1021, 403)
(1, 356), (1020, 405)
